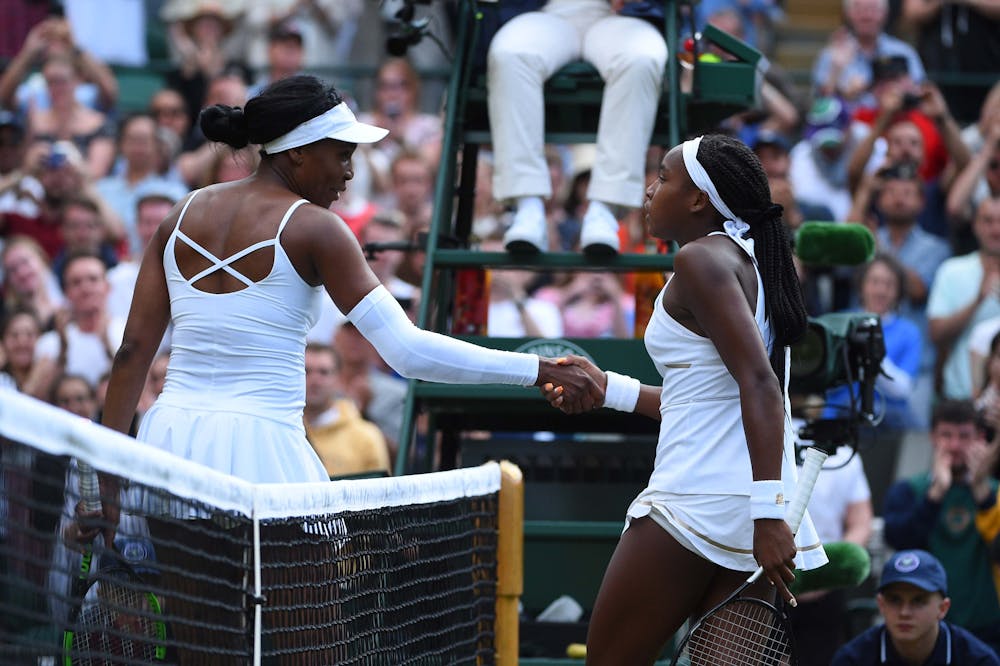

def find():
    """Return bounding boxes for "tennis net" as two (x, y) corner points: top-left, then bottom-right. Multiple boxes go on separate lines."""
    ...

(0, 390), (508, 665)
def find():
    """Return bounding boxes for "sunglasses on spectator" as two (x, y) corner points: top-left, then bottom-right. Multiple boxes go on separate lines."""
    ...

(989, 159), (1000, 171)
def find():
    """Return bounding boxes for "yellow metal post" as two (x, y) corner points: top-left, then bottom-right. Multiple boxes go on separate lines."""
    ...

(496, 461), (524, 666)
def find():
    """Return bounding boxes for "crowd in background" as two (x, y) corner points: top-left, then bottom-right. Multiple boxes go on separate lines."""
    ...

(1, 0), (1000, 660)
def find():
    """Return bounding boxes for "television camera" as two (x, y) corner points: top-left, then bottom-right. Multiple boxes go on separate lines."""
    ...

(789, 312), (886, 451)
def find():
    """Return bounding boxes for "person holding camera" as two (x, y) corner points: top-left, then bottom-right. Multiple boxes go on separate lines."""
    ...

(847, 55), (970, 199)
(812, 0), (925, 109)
(2, 140), (123, 262)
(883, 399), (1000, 654)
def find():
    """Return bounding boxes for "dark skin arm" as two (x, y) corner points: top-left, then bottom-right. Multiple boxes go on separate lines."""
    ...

(99, 209), (174, 543)
(542, 236), (798, 599)
(671, 238), (798, 601)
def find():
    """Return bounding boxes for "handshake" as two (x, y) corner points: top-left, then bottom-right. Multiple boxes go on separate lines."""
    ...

(536, 355), (617, 414)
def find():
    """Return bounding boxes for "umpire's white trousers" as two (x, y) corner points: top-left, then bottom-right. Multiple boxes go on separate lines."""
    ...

(486, 0), (668, 208)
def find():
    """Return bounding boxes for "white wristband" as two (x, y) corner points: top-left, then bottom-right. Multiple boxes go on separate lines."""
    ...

(603, 371), (640, 412)
(749, 480), (786, 520)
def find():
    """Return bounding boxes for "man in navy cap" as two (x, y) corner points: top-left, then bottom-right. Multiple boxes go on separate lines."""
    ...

(833, 549), (999, 664)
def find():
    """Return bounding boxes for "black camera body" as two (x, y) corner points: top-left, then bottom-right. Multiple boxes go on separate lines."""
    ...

(900, 91), (924, 111)
(790, 312), (886, 419)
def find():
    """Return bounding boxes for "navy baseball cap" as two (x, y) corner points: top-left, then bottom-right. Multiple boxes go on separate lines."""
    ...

(878, 549), (948, 595)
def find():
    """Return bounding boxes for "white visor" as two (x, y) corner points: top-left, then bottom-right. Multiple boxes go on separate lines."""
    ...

(262, 102), (388, 154)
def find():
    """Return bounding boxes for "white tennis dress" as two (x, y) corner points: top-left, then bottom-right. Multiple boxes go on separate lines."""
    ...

(136, 192), (330, 484)
(626, 225), (828, 572)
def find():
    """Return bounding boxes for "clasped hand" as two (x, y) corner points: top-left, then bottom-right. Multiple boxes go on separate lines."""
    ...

(536, 355), (606, 414)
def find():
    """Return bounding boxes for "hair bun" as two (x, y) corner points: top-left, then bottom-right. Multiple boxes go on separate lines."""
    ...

(199, 104), (250, 149)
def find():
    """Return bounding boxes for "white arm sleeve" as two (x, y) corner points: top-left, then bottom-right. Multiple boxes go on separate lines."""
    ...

(347, 285), (539, 386)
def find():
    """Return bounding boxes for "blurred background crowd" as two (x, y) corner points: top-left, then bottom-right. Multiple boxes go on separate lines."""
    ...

(0, 0), (997, 472)
(1, 0), (1000, 661)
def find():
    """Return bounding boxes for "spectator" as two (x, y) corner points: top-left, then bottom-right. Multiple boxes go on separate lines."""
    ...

(0, 16), (118, 114)
(303, 343), (391, 478)
(850, 162), (951, 311)
(832, 549), (1000, 665)
(812, 0), (925, 108)
(106, 181), (188, 320)
(705, 8), (801, 142)
(0, 109), (27, 187)
(974, 330), (1000, 424)
(487, 0), (667, 255)
(948, 122), (1000, 239)
(51, 372), (97, 419)
(823, 254), (925, 430)
(883, 400), (1000, 652)
(544, 271), (631, 338)
(50, 195), (120, 283)
(26, 54), (116, 179)
(357, 57), (443, 201)
(693, 0), (783, 54)
(752, 129), (792, 180)
(962, 81), (1000, 155)
(482, 238), (563, 339)
(247, 19), (305, 99)
(0, 308), (41, 391)
(26, 250), (125, 400)
(148, 87), (199, 153)
(1, 235), (64, 330)
(138, 350), (171, 419)
(900, 0), (1000, 124)
(848, 58), (970, 195)
(242, 0), (364, 72)
(332, 321), (407, 457)
(160, 0), (245, 123)
(199, 144), (260, 187)
(360, 211), (419, 307)
(928, 197), (1000, 400)
(3, 139), (123, 261)
(789, 97), (854, 223)
(175, 70), (249, 187)
(382, 149), (433, 238)
(97, 114), (187, 258)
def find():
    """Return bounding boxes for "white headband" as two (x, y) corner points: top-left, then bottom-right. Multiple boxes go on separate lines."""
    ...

(262, 102), (388, 154)
(681, 136), (746, 227)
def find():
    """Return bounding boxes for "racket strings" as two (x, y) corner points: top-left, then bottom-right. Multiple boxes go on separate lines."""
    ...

(681, 600), (791, 665)
(71, 582), (161, 665)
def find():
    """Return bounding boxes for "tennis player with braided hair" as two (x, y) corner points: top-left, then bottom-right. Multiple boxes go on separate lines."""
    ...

(97, 74), (600, 663)
(544, 133), (828, 665)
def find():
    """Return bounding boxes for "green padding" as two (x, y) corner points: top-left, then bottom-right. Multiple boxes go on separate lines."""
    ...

(113, 67), (166, 113)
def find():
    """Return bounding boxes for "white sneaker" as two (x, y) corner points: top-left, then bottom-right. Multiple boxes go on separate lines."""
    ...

(580, 203), (620, 255)
(503, 205), (548, 253)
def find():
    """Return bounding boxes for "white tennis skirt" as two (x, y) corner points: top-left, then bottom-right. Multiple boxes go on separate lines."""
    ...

(625, 489), (828, 572)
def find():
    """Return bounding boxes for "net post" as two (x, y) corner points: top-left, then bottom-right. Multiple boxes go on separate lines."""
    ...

(496, 460), (524, 666)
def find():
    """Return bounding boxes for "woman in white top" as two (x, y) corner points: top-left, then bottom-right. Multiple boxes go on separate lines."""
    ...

(98, 75), (599, 663)
(545, 133), (827, 665)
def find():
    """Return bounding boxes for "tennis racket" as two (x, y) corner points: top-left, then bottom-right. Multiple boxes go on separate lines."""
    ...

(670, 446), (830, 666)
(62, 463), (168, 665)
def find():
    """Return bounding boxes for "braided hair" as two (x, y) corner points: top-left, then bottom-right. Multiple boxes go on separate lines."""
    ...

(695, 134), (808, 373)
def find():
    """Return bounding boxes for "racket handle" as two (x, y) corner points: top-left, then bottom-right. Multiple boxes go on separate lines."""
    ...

(77, 460), (102, 513)
(786, 447), (829, 535)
